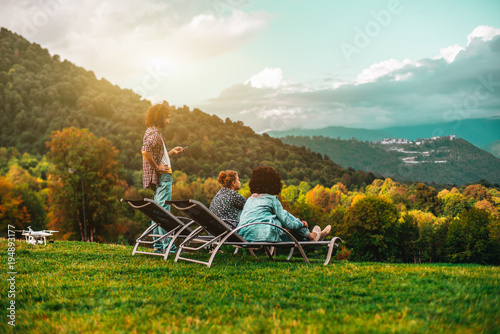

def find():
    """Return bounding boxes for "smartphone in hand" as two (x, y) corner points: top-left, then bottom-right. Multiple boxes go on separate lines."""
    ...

(180, 146), (188, 153)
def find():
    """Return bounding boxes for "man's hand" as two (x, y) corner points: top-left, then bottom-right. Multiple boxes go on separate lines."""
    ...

(142, 151), (171, 174)
(156, 164), (172, 174)
(169, 146), (185, 155)
(302, 220), (308, 228)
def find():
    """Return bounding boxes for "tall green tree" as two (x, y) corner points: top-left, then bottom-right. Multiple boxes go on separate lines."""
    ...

(462, 184), (491, 202)
(415, 183), (441, 216)
(398, 214), (420, 263)
(344, 196), (399, 261)
(446, 208), (500, 264)
(441, 193), (470, 217)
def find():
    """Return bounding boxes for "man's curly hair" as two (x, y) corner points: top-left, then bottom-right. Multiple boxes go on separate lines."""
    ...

(249, 166), (283, 195)
(145, 102), (171, 128)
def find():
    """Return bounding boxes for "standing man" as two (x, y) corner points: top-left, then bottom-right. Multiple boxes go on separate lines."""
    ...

(142, 102), (184, 253)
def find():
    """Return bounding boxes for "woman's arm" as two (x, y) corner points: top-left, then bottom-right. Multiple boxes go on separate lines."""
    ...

(232, 191), (247, 210)
(271, 196), (304, 230)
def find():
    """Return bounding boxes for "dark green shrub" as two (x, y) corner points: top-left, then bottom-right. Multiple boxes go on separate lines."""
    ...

(344, 196), (399, 262)
(398, 214), (420, 263)
(431, 217), (451, 263)
(415, 183), (441, 216)
(446, 208), (500, 264)
(441, 193), (471, 217)
(328, 205), (347, 237)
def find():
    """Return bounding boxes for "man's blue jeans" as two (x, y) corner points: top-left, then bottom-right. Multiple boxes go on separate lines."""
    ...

(152, 173), (173, 250)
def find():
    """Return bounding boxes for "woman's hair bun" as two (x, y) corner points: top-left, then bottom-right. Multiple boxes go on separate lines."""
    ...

(217, 171), (227, 185)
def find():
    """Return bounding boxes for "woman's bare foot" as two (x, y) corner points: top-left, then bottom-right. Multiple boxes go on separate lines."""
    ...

(319, 225), (331, 241)
(310, 225), (321, 241)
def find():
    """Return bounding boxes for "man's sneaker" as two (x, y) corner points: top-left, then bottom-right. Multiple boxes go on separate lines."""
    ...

(153, 248), (162, 254)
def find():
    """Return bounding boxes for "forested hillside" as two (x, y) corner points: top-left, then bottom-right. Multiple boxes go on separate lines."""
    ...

(280, 135), (500, 185)
(0, 29), (149, 164)
(0, 28), (376, 189)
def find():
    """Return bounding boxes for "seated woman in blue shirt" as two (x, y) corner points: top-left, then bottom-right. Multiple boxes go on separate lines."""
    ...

(237, 166), (331, 242)
(209, 170), (246, 226)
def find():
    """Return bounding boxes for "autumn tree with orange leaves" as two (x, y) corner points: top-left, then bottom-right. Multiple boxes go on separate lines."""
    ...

(0, 177), (31, 233)
(46, 127), (122, 242)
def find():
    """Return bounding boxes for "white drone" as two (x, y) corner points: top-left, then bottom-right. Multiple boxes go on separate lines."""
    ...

(18, 227), (59, 245)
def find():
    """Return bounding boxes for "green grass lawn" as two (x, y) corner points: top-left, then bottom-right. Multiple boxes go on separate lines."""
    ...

(1, 240), (499, 333)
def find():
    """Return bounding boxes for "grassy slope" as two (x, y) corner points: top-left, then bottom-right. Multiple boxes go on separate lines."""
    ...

(1, 240), (499, 333)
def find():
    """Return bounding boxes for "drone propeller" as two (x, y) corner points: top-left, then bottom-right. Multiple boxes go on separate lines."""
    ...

(13, 229), (58, 233)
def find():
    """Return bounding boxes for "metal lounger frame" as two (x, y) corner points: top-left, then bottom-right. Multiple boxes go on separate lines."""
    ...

(166, 199), (343, 267)
(121, 198), (200, 260)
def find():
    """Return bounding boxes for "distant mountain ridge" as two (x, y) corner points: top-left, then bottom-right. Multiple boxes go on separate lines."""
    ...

(279, 135), (500, 185)
(483, 140), (500, 158)
(269, 117), (500, 148)
(269, 126), (392, 142)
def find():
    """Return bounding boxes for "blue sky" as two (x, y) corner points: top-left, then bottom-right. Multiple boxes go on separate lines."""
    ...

(1, 0), (500, 132)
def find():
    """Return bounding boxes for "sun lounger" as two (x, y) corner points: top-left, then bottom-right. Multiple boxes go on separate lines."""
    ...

(121, 198), (200, 260)
(165, 199), (343, 267)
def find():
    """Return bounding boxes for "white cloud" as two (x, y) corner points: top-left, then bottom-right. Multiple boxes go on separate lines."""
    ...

(352, 25), (500, 84)
(245, 68), (284, 89)
(243, 67), (317, 95)
(467, 25), (500, 45)
(202, 25), (500, 132)
(332, 80), (348, 90)
(434, 44), (465, 63)
(171, 10), (271, 60)
(256, 106), (303, 119)
(355, 58), (412, 85)
(430, 26), (500, 64)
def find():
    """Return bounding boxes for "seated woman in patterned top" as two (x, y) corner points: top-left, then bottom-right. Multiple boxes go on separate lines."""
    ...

(209, 170), (247, 226)
(237, 166), (331, 242)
